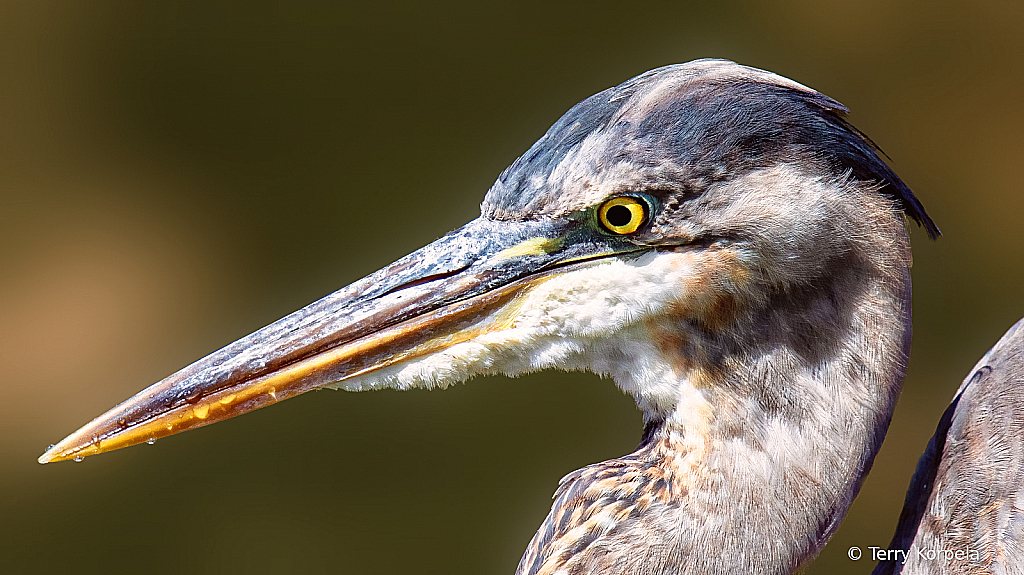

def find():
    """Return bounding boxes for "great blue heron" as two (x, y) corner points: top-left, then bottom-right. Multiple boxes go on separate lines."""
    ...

(39, 60), (1023, 574)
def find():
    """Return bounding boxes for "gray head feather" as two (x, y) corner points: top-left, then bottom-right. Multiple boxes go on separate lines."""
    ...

(482, 59), (939, 239)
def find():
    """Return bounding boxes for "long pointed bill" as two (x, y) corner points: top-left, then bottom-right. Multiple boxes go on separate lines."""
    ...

(40, 216), (648, 463)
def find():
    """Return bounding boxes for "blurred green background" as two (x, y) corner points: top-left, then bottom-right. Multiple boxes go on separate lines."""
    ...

(1, 1), (1021, 573)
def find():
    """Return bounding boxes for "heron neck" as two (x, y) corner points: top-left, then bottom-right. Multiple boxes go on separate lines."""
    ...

(641, 239), (913, 573)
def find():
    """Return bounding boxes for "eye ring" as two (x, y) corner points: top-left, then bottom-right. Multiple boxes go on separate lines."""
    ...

(598, 196), (647, 234)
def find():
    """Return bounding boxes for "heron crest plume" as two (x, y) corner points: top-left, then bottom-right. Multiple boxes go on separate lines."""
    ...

(40, 59), (939, 575)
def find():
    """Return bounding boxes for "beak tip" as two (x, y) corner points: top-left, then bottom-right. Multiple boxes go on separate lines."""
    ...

(38, 437), (89, 464)
(38, 447), (57, 464)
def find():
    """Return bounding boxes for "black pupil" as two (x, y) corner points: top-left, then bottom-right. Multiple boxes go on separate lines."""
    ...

(606, 204), (634, 227)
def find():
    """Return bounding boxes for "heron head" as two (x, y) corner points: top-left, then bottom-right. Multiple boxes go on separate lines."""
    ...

(40, 59), (936, 463)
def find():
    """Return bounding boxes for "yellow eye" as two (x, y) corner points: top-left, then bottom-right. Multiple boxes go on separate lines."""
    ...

(598, 196), (647, 234)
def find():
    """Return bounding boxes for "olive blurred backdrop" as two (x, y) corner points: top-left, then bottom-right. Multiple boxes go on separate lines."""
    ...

(1, 1), (1021, 573)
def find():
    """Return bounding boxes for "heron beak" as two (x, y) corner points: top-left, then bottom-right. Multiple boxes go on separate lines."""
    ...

(39, 216), (646, 463)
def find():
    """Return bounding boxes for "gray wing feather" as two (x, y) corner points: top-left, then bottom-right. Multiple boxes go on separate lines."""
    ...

(874, 317), (1024, 575)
